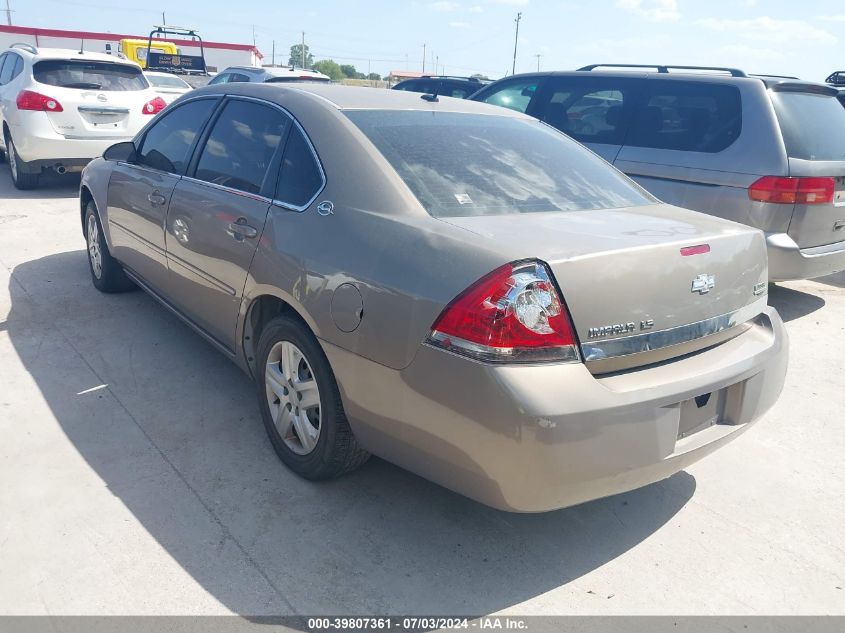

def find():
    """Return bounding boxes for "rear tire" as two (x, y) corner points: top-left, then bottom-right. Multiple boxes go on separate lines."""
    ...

(6, 134), (39, 190)
(256, 314), (369, 480)
(84, 201), (135, 293)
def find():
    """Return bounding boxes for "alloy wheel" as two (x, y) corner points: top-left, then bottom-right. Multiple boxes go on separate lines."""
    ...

(265, 340), (322, 455)
(87, 213), (103, 279)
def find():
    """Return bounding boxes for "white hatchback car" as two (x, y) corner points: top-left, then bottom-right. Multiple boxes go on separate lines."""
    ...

(0, 44), (165, 189)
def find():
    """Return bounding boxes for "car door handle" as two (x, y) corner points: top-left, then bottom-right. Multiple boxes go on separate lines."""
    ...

(147, 191), (167, 206)
(226, 220), (258, 240)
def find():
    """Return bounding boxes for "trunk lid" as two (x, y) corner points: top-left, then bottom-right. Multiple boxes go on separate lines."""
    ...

(442, 204), (768, 371)
(769, 85), (845, 248)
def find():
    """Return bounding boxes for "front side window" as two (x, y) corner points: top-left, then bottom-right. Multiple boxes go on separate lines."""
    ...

(34, 60), (149, 91)
(194, 100), (290, 194)
(477, 78), (539, 113)
(275, 126), (323, 208)
(137, 98), (218, 173)
(538, 78), (634, 145)
(345, 110), (656, 218)
(625, 81), (742, 153)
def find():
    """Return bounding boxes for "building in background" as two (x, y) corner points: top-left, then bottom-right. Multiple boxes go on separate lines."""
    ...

(0, 25), (262, 72)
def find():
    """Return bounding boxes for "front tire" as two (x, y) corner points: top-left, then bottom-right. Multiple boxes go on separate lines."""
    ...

(6, 134), (39, 190)
(257, 315), (369, 479)
(84, 202), (135, 293)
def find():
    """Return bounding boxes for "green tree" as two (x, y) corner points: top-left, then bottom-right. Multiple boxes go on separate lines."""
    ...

(339, 64), (357, 79)
(288, 44), (313, 68)
(312, 59), (344, 81)
(367, 72), (381, 81)
(471, 73), (489, 80)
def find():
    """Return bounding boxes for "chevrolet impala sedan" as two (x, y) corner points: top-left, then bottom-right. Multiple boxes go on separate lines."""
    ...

(79, 83), (788, 512)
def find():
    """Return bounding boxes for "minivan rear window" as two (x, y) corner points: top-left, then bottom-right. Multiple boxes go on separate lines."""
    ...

(345, 110), (656, 217)
(34, 60), (148, 91)
(771, 91), (845, 161)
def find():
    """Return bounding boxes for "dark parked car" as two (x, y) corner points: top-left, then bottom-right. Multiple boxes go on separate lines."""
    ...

(471, 64), (845, 281)
(392, 75), (489, 99)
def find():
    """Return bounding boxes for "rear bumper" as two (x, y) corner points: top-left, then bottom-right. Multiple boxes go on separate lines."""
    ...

(766, 232), (845, 281)
(324, 306), (788, 512)
(7, 121), (132, 169)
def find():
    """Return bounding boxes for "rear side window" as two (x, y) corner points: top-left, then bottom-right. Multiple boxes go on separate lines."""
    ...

(477, 78), (538, 113)
(34, 60), (148, 91)
(275, 126), (323, 208)
(346, 110), (656, 217)
(0, 54), (11, 85)
(538, 77), (637, 144)
(194, 100), (290, 195)
(626, 81), (741, 153)
(393, 80), (430, 93)
(11, 55), (23, 80)
(137, 99), (218, 173)
(771, 91), (845, 161)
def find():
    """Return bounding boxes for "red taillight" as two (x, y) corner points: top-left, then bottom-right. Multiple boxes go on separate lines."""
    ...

(16, 90), (63, 112)
(680, 244), (710, 256)
(142, 96), (167, 115)
(749, 176), (835, 205)
(426, 261), (580, 364)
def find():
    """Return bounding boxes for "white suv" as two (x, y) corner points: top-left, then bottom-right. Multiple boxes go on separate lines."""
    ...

(0, 44), (165, 189)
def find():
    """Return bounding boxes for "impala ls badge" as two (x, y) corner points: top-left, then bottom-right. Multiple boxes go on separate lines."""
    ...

(691, 273), (716, 295)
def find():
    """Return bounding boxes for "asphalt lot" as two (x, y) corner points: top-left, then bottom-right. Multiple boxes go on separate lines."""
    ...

(0, 167), (843, 616)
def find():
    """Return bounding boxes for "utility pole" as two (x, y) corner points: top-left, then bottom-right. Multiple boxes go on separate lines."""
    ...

(301, 31), (306, 68)
(161, 11), (165, 26)
(422, 43), (426, 73)
(435, 55), (439, 76)
(534, 53), (542, 72)
(511, 12), (522, 75)
(271, 40), (275, 67)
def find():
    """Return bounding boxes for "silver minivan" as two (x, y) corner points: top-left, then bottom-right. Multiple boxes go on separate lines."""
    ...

(471, 65), (845, 281)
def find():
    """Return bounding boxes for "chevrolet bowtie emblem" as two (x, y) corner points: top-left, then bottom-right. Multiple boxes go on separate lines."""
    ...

(691, 273), (716, 294)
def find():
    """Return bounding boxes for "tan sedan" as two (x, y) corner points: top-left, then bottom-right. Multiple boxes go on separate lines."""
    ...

(79, 83), (788, 511)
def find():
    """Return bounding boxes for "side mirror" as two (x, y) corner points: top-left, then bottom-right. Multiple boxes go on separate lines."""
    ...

(103, 141), (137, 162)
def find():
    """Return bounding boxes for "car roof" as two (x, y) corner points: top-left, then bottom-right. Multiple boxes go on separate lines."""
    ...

(487, 69), (836, 93)
(8, 46), (140, 65)
(192, 81), (534, 116)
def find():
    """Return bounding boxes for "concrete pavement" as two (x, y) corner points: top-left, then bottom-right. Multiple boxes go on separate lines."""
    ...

(0, 168), (843, 615)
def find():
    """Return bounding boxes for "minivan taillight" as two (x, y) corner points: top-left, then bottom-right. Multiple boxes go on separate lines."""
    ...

(749, 176), (835, 205)
(426, 260), (580, 364)
(142, 96), (166, 115)
(16, 90), (63, 112)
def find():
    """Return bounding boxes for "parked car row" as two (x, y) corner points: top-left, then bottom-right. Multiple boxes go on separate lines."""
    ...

(77, 81), (790, 512)
(0, 43), (331, 191)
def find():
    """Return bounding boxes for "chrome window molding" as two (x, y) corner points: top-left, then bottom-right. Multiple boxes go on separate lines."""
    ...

(581, 297), (768, 362)
(179, 175), (273, 204)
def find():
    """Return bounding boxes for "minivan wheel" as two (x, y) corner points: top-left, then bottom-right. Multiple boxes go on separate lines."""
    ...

(256, 315), (369, 479)
(6, 135), (39, 190)
(84, 202), (135, 293)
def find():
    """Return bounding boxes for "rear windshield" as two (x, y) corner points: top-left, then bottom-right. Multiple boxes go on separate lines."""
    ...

(345, 110), (655, 217)
(34, 60), (148, 91)
(146, 74), (189, 88)
(771, 91), (845, 161)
